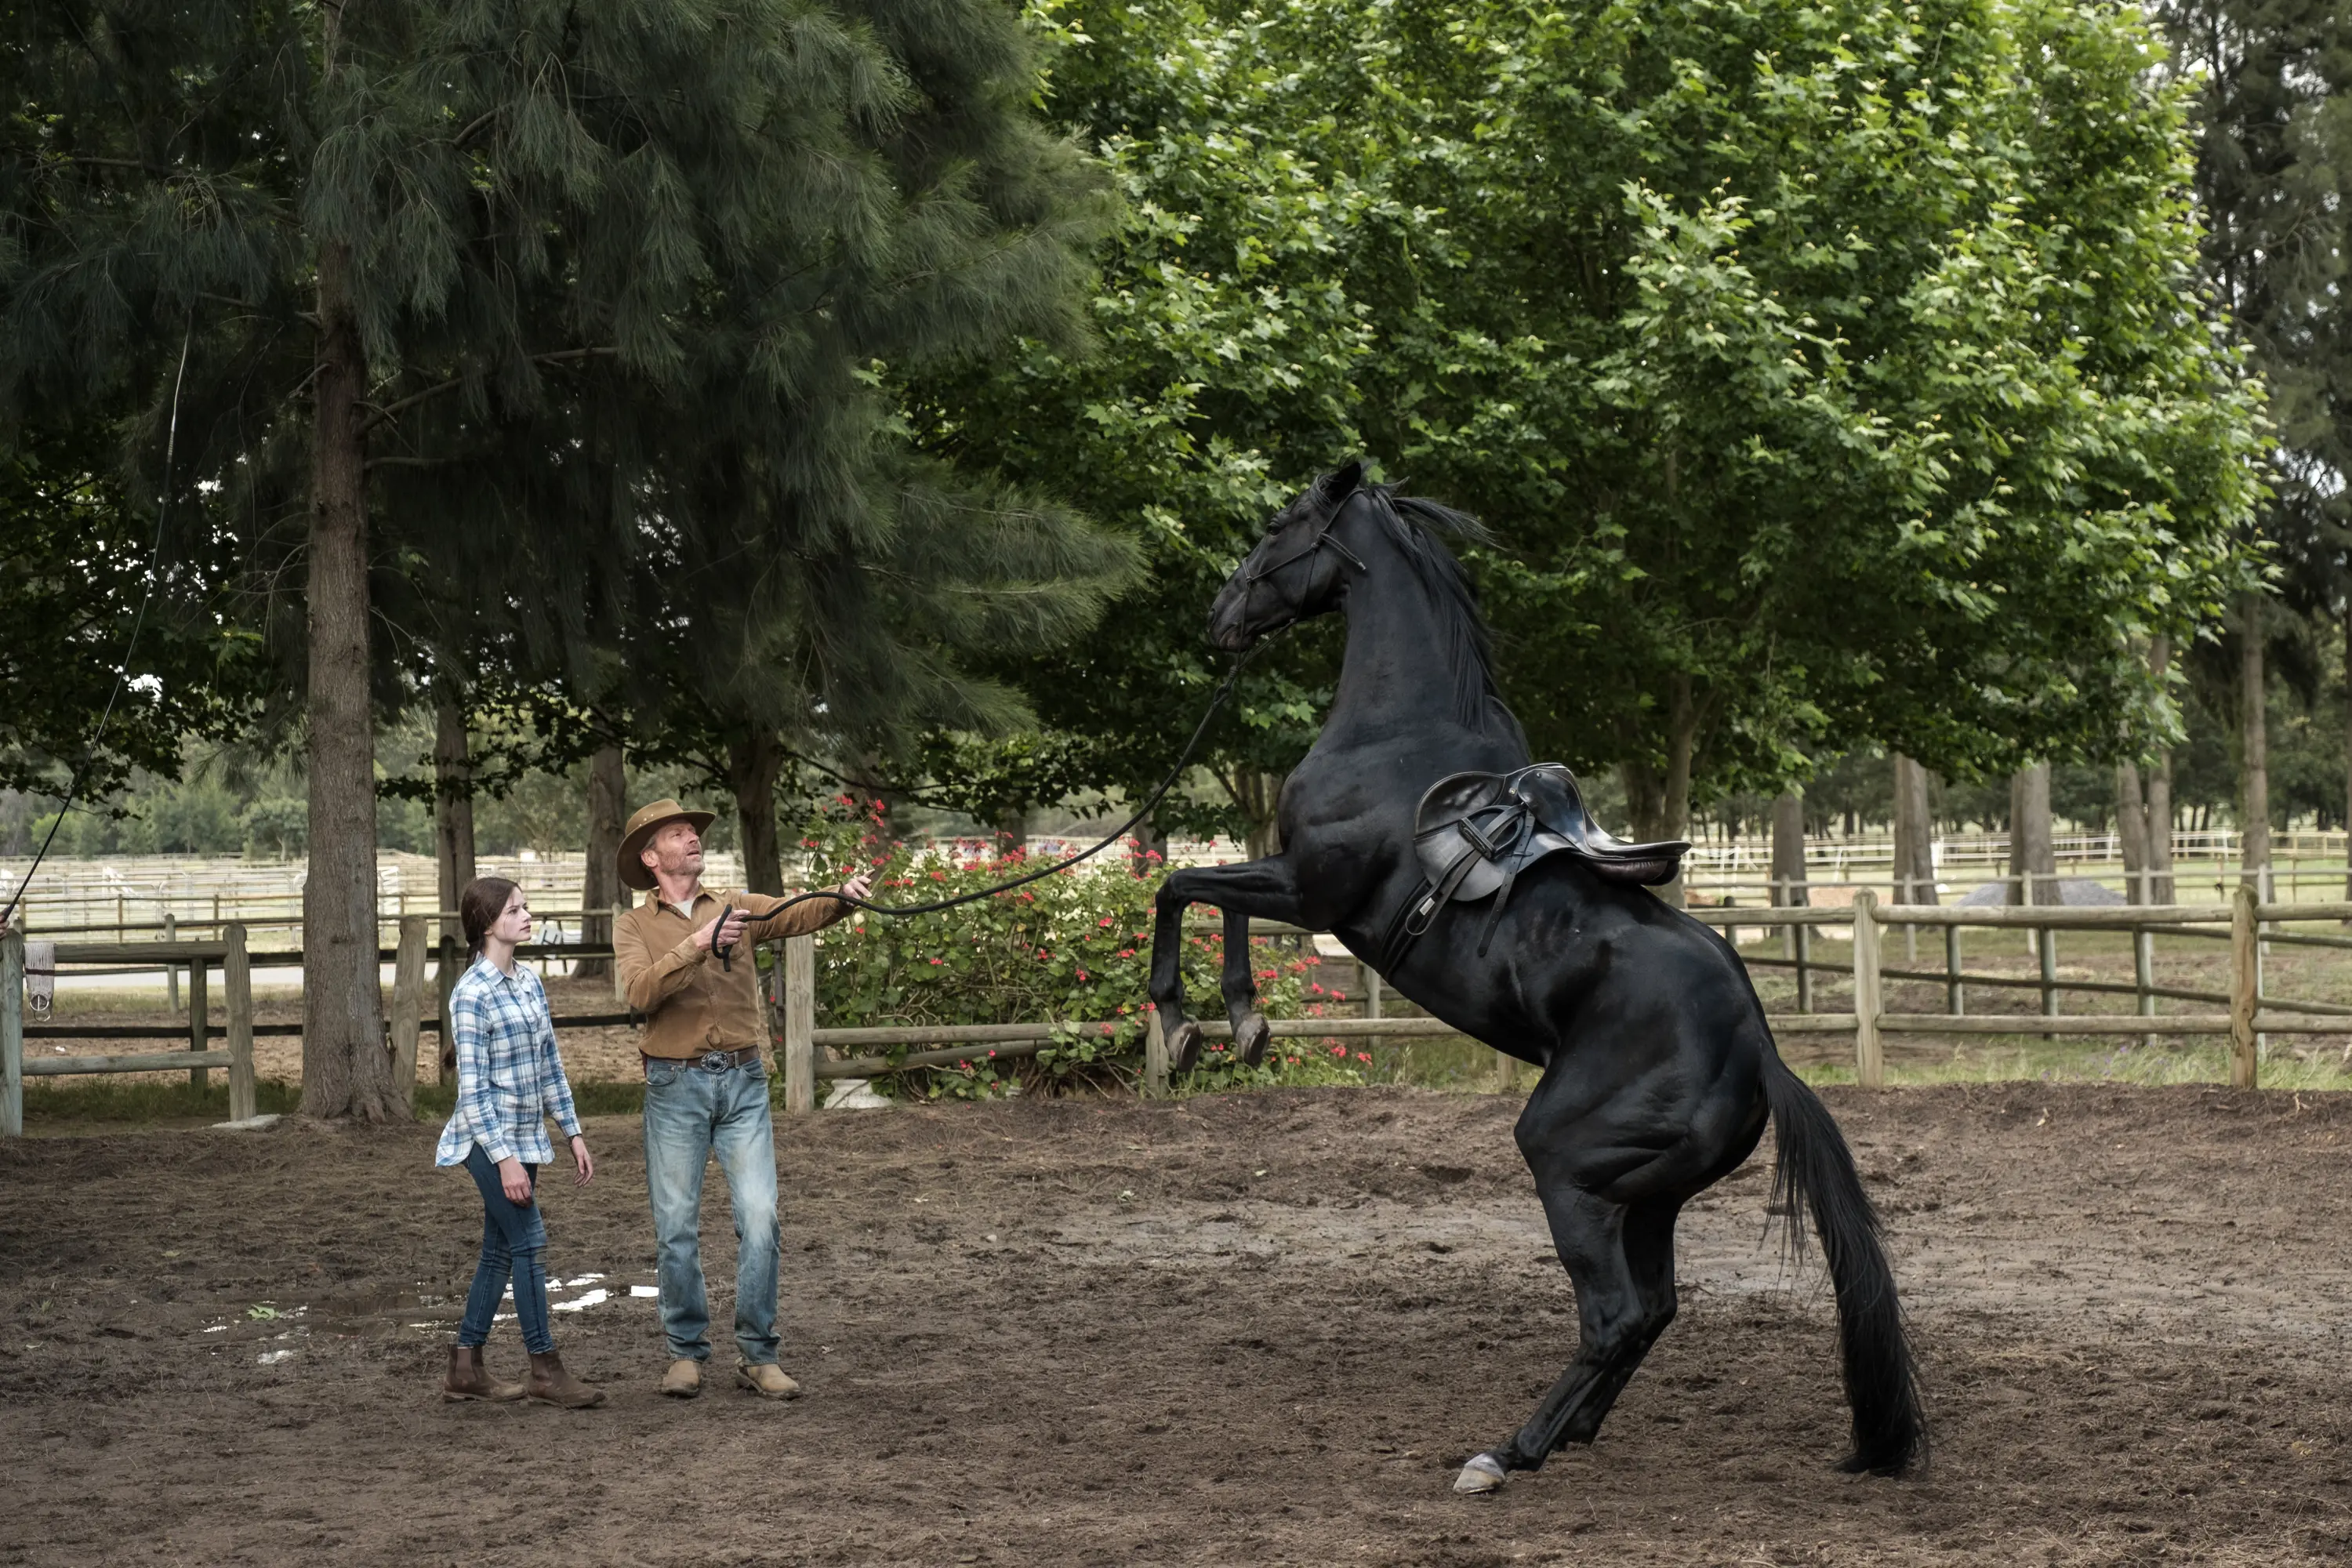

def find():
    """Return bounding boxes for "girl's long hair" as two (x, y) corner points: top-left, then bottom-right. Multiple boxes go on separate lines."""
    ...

(461, 876), (521, 962)
(447, 877), (522, 1073)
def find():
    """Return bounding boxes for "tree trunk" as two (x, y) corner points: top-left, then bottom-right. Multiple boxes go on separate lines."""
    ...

(1890, 754), (1937, 906)
(993, 800), (1029, 851)
(578, 743), (626, 979)
(1129, 809), (1170, 873)
(1654, 677), (1697, 908)
(434, 696), (476, 946)
(1769, 789), (1808, 907)
(299, 237), (399, 1122)
(2011, 762), (2056, 905)
(2116, 760), (2151, 905)
(728, 730), (785, 895)
(1229, 770), (1285, 860)
(2147, 635), (2176, 903)
(2239, 589), (2270, 885)
(1619, 761), (1666, 845)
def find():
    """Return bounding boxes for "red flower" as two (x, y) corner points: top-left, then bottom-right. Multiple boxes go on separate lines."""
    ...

(1330, 1044), (1346, 1058)
(1076, 969), (1089, 982)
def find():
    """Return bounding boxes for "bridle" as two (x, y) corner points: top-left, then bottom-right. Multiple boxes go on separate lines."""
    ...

(1239, 502), (1368, 621)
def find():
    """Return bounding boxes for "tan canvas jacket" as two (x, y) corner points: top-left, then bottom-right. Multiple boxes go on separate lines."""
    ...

(613, 887), (849, 1059)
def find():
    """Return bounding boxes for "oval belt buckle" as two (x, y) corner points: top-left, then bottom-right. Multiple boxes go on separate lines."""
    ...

(699, 1049), (731, 1073)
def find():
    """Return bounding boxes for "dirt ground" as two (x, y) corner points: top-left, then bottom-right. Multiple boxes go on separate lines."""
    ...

(4, 1084), (2350, 1566)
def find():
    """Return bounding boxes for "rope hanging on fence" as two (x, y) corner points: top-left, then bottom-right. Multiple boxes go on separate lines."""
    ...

(713, 643), (1266, 968)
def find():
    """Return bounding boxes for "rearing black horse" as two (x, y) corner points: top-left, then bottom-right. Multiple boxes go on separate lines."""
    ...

(1147, 462), (1923, 1491)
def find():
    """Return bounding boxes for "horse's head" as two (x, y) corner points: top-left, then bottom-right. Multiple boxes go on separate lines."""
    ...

(1207, 460), (1370, 650)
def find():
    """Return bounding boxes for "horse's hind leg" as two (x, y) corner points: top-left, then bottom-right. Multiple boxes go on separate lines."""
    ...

(1455, 1190), (1682, 1494)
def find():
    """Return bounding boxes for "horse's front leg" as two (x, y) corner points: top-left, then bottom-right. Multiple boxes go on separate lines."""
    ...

(1149, 858), (1307, 1073)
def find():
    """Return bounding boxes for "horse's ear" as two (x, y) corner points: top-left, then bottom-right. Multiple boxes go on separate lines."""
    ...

(1318, 459), (1366, 507)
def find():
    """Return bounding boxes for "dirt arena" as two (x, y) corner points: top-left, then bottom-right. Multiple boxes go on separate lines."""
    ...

(4, 1083), (2350, 1566)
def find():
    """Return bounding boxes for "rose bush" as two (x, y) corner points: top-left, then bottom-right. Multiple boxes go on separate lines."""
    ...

(774, 799), (1371, 1099)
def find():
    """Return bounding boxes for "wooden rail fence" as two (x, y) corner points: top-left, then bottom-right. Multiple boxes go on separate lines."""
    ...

(8, 889), (2337, 1137)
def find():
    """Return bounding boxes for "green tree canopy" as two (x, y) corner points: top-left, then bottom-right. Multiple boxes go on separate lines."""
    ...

(3, 0), (1128, 1112)
(922, 0), (2266, 847)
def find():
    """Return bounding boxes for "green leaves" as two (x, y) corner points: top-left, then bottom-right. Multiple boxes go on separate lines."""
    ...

(786, 802), (1359, 1097)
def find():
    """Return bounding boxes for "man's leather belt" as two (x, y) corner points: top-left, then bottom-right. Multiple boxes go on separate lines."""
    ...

(645, 1047), (762, 1074)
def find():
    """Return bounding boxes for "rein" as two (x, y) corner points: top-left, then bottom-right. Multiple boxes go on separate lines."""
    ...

(712, 644), (1263, 967)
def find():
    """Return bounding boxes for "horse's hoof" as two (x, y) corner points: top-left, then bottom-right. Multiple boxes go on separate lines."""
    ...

(1167, 1020), (1204, 1074)
(1453, 1454), (1508, 1494)
(1235, 1012), (1271, 1066)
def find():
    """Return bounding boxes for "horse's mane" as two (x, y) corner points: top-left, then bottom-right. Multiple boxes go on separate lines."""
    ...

(1311, 475), (1523, 743)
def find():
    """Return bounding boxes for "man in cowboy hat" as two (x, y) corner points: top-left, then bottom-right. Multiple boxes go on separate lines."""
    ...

(612, 797), (870, 1401)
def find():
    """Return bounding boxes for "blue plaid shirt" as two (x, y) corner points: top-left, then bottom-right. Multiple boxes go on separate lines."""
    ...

(434, 957), (583, 1168)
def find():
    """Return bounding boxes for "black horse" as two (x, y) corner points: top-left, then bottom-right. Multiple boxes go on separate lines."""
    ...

(1147, 463), (1923, 1490)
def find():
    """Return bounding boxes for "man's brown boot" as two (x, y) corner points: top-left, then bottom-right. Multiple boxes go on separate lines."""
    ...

(442, 1345), (524, 1403)
(660, 1358), (702, 1398)
(525, 1350), (607, 1409)
(736, 1361), (801, 1400)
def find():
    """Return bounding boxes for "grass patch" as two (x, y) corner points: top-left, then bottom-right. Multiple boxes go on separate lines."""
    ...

(22, 1076), (301, 1126)
(1793, 1035), (2352, 1091)
(408, 1080), (645, 1119)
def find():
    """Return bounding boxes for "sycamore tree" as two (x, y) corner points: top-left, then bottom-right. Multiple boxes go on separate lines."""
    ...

(924, 0), (2265, 861)
(1352, 0), (2266, 843)
(4, 0), (1120, 1116)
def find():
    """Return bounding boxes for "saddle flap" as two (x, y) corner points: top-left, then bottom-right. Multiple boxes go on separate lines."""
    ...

(1514, 764), (1690, 880)
(1412, 771), (1573, 902)
(1413, 764), (1692, 901)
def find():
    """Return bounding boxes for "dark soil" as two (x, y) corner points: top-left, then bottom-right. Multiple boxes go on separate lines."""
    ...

(4, 1083), (2350, 1565)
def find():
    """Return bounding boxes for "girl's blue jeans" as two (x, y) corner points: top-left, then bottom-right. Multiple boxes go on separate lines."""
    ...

(458, 1142), (553, 1355)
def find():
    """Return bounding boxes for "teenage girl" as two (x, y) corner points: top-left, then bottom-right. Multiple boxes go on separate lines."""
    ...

(434, 876), (604, 1408)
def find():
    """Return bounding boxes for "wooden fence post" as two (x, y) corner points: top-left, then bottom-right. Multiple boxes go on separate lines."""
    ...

(2228, 884), (2259, 1089)
(2, 928), (22, 1138)
(1944, 924), (1965, 1017)
(2134, 925), (2157, 1051)
(782, 934), (815, 1115)
(165, 911), (180, 1013)
(390, 916), (426, 1108)
(225, 922), (256, 1123)
(1794, 921), (1813, 1012)
(612, 901), (630, 1004)
(1851, 889), (1883, 1088)
(1142, 1007), (1169, 1098)
(435, 935), (463, 1085)
(186, 947), (209, 1091)
(2038, 924), (2059, 1040)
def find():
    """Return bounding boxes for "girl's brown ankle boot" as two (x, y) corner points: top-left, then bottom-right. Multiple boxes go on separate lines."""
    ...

(442, 1345), (524, 1403)
(525, 1349), (606, 1409)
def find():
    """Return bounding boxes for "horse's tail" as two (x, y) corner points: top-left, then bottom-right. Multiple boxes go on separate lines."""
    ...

(1760, 1046), (1925, 1474)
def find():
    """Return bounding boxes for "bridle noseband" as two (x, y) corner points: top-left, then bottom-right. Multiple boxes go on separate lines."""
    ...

(1240, 505), (1368, 620)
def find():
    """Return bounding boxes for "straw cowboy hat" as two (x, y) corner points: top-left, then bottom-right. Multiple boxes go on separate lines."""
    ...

(619, 798), (717, 892)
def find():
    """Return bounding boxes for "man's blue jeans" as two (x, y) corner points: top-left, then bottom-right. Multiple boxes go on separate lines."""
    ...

(642, 1056), (781, 1365)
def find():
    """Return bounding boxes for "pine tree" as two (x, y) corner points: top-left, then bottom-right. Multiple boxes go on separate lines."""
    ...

(3, 0), (1121, 1115)
(2155, 1), (2352, 879)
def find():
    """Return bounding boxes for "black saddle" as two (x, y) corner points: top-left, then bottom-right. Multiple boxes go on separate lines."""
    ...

(1378, 764), (1690, 969)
